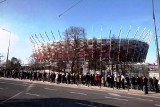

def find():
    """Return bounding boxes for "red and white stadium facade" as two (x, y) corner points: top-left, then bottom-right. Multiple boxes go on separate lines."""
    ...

(32, 38), (150, 63)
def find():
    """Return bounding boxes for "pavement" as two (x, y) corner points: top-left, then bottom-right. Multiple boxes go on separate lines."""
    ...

(0, 77), (160, 97)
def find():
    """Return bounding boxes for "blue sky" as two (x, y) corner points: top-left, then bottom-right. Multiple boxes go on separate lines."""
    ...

(0, 0), (159, 64)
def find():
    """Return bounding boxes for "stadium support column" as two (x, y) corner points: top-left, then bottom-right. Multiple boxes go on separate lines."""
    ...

(100, 26), (102, 76)
(152, 0), (160, 79)
(117, 26), (122, 75)
(117, 26), (122, 63)
(109, 26), (112, 75)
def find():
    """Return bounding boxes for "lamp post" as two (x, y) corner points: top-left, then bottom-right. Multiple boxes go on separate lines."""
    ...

(152, 0), (160, 80)
(0, 53), (4, 65)
(2, 28), (11, 68)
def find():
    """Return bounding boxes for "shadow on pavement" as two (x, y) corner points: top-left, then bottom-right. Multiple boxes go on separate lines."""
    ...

(0, 97), (119, 107)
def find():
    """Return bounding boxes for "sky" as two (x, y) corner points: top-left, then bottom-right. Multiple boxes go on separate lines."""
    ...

(0, 0), (159, 64)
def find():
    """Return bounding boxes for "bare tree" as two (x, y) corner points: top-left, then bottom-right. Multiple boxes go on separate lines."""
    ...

(7, 57), (21, 70)
(63, 26), (86, 73)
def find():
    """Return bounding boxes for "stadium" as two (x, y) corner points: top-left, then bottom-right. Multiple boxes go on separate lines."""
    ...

(32, 38), (149, 63)
(30, 27), (152, 74)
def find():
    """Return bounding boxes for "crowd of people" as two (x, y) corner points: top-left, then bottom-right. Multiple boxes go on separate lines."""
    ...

(0, 69), (159, 93)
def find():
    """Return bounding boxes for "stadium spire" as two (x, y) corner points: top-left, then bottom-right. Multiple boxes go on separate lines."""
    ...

(40, 33), (45, 42)
(45, 32), (50, 41)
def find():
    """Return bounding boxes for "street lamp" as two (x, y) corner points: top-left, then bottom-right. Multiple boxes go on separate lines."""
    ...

(152, 0), (160, 80)
(2, 28), (11, 68)
(0, 53), (4, 65)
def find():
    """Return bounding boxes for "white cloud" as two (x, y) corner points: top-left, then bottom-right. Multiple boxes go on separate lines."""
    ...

(9, 39), (33, 64)
(0, 28), (19, 61)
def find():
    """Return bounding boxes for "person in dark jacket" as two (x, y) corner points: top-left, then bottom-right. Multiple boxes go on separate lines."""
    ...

(86, 73), (90, 87)
(153, 77), (159, 93)
(131, 75), (136, 89)
(125, 75), (130, 91)
(143, 76), (148, 94)
(136, 76), (141, 90)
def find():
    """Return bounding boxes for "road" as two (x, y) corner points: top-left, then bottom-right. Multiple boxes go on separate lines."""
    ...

(0, 78), (160, 107)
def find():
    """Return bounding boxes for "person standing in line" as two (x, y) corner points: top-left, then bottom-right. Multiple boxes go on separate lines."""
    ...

(90, 74), (94, 86)
(32, 72), (34, 81)
(101, 75), (105, 87)
(55, 72), (58, 84)
(140, 76), (144, 91)
(94, 74), (98, 86)
(121, 75), (125, 89)
(110, 75), (114, 88)
(131, 75), (136, 89)
(75, 73), (79, 86)
(125, 75), (130, 91)
(65, 73), (68, 84)
(136, 76), (141, 90)
(50, 72), (54, 82)
(29, 71), (32, 81)
(68, 73), (71, 84)
(116, 74), (121, 89)
(153, 77), (159, 93)
(42, 71), (45, 82)
(86, 73), (90, 87)
(143, 76), (148, 94)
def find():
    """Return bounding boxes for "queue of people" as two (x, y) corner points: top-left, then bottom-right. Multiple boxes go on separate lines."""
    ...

(0, 69), (159, 93)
